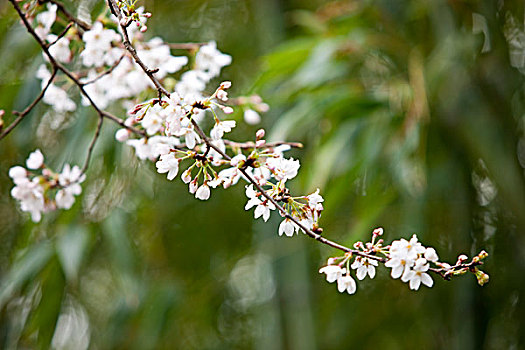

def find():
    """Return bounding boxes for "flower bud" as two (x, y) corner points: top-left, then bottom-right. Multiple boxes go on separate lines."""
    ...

(217, 90), (228, 102)
(255, 140), (266, 148)
(220, 81), (232, 89)
(424, 247), (439, 262)
(256, 129), (265, 140)
(181, 169), (192, 183)
(457, 254), (468, 263)
(230, 154), (246, 167)
(474, 268), (489, 286)
(478, 250), (489, 259)
(115, 128), (130, 142)
(372, 227), (383, 236)
(26, 149), (44, 169)
(327, 258), (337, 265)
(222, 106), (234, 114)
(257, 103), (270, 113)
(244, 109), (260, 125)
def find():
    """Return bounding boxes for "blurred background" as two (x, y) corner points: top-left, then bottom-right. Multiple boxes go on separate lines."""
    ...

(1, 0), (525, 349)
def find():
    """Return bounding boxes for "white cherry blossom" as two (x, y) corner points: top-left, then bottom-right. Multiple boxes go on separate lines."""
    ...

(195, 184), (211, 200)
(385, 255), (415, 279)
(36, 3), (57, 36)
(210, 120), (236, 140)
(307, 189), (324, 210)
(156, 153), (179, 180)
(9, 166), (27, 185)
(244, 185), (275, 221)
(319, 265), (344, 283)
(195, 41), (232, 79)
(278, 218), (298, 237)
(351, 257), (378, 280)
(402, 258), (434, 290)
(26, 149), (44, 169)
(337, 275), (357, 294)
(266, 156), (300, 181)
(47, 35), (71, 63)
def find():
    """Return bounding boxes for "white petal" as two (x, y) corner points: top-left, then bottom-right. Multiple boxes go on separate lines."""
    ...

(367, 265), (376, 279)
(356, 267), (366, 280)
(421, 273), (433, 287)
(409, 276), (421, 290)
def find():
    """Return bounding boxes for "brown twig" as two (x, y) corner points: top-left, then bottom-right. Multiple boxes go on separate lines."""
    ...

(81, 116), (104, 174)
(46, 22), (73, 47)
(81, 53), (126, 86)
(45, 0), (91, 31)
(0, 68), (57, 141)
(107, 0), (170, 98)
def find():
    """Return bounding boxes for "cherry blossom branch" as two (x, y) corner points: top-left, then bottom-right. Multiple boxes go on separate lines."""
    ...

(0, 68), (57, 141)
(4, 0), (489, 294)
(104, 0), (483, 281)
(188, 118), (382, 260)
(9, 0), (145, 139)
(107, 0), (170, 99)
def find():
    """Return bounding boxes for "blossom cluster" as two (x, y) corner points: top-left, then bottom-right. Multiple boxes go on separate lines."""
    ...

(319, 228), (490, 294)
(9, 149), (85, 222)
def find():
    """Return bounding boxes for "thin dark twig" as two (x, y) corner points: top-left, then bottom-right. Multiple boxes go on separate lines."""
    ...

(46, 0), (91, 31)
(81, 53), (126, 86)
(0, 69), (58, 141)
(46, 22), (73, 47)
(81, 116), (104, 174)
(107, 0), (170, 98)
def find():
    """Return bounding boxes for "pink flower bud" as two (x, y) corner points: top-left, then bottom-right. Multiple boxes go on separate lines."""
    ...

(189, 180), (198, 194)
(372, 227), (383, 236)
(257, 103), (270, 113)
(222, 106), (234, 114)
(256, 129), (265, 140)
(220, 81), (232, 89)
(256, 140), (266, 148)
(217, 90), (228, 101)
(181, 169), (192, 183)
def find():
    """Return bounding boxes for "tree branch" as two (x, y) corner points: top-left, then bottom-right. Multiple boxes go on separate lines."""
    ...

(107, 0), (170, 98)
(45, 0), (91, 31)
(0, 68), (57, 141)
(81, 116), (104, 174)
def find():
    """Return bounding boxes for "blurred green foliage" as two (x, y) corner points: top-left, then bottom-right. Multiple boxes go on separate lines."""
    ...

(0, 0), (525, 349)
